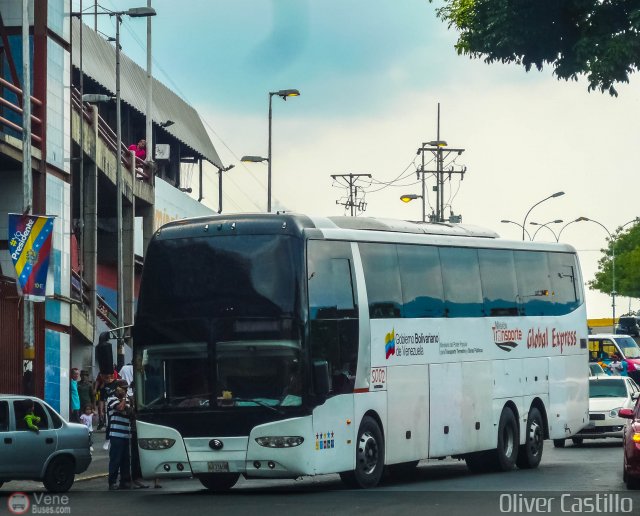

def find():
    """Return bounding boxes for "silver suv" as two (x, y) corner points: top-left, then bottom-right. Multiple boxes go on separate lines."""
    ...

(0, 395), (91, 492)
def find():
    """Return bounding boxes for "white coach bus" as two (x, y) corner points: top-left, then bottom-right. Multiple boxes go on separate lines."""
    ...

(132, 214), (589, 490)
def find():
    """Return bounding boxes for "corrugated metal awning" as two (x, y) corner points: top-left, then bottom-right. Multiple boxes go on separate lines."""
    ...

(71, 18), (223, 168)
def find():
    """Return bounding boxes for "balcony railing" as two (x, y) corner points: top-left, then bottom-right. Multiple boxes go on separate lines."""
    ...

(71, 87), (152, 183)
(0, 76), (43, 145)
(71, 269), (117, 329)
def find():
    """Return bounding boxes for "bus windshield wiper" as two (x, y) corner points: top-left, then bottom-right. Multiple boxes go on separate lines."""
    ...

(230, 397), (284, 415)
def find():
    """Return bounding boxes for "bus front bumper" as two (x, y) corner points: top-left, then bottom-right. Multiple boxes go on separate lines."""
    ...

(137, 417), (313, 480)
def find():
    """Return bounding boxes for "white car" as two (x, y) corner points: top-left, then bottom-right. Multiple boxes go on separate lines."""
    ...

(574, 376), (640, 443)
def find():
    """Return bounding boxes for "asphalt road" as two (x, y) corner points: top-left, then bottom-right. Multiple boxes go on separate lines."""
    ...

(2, 438), (639, 516)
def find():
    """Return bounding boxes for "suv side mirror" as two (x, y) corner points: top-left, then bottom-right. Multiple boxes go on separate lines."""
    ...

(313, 360), (330, 401)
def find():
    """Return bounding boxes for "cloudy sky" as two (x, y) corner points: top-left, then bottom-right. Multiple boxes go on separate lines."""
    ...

(83, 0), (640, 319)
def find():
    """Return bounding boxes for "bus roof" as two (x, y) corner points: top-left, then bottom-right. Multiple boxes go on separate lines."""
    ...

(154, 213), (577, 253)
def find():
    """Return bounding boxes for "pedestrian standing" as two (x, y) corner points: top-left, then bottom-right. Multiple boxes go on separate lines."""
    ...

(77, 371), (95, 413)
(69, 368), (81, 422)
(107, 380), (133, 490)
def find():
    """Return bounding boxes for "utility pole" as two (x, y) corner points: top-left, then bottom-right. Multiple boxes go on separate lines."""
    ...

(22, 0), (34, 371)
(417, 103), (466, 222)
(331, 173), (371, 216)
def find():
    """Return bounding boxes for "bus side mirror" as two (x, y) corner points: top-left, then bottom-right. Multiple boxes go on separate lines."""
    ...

(96, 331), (114, 375)
(313, 360), (330, 400)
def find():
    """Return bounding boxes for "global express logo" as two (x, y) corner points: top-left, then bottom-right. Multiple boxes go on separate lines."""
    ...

(492, 321), (522, 352)
(385, 329), (396, 359)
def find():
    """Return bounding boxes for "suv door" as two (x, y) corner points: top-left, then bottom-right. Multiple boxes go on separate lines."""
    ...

(0, 400), (17, 480)
(12, 400), (58, 478)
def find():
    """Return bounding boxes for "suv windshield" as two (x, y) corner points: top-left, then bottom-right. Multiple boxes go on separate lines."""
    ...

(589, 379), (627, 398)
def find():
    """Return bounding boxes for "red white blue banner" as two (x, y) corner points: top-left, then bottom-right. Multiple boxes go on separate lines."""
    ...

(8, 213), (55, 302)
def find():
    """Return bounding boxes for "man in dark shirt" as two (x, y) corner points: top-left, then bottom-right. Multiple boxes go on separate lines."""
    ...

(77, 371), (94, 412)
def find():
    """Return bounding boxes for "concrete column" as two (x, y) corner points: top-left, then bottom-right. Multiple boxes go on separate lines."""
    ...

(123, 154), (135, 329)
(141, 203), (155, 257)
(83, 106), (99, 333)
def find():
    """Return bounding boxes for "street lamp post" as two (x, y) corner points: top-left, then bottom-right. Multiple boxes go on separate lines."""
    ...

(73, 6), (155, 351)
(521, 192), (565, 241)
(501, 219), (531, 240)
(267, 89), (299, 212)
(577, 217), (616, 329)
(112, 7), (156, 349)
(530, 219), (563, 241)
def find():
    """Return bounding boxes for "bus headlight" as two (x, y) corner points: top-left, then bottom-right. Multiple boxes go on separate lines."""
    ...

(255, 436), (304, 448)
(609, 408), (622, 418)
(138, 438), (176, 450)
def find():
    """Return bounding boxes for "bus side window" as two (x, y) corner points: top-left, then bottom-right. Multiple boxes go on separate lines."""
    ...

(397, 244), (445, 318)
(478, 249), (518, 317)
(514, 251), (553, 316)
(548, 252), (582, 315)
(359, 243), (402, 318)
(308, 241), (359, 396)
(440, 247), (484, 318)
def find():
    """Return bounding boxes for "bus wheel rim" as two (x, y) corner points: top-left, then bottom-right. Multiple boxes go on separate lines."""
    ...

(528, 420), (542, 456)
(357, 431), (379, 475)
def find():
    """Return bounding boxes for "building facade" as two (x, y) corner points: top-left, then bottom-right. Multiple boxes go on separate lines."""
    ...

(0, 1), (224, 418)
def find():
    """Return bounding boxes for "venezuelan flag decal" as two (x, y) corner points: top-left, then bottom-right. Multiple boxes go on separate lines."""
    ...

(8, 213), (55, 302)
(385, 329), (395, 359)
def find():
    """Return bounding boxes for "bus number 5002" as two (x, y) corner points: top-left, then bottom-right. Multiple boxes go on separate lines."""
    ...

(371, 367), (386, 385)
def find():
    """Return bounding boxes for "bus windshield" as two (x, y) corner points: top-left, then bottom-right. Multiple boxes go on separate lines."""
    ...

(134, 233), (305, 411)
(138, 340), (302, 410)
(136, 234), (301, 320)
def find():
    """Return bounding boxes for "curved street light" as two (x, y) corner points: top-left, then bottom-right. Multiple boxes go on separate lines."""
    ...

(521, 191), (565, 241)
(556, 217), (589, 242)
(267, 88), (300, 212)
(575, 217), (616, 328)
(400, 193), (425, 222)
(501, 219), (531, 240)
(530, 219), (563, 241)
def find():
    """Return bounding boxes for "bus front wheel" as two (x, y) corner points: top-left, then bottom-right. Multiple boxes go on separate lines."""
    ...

(340, 416), (385, 489)
(198, 473), (240, 492)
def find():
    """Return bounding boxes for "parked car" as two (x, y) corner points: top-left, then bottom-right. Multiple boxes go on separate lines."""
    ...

(616, 316), (640, 337)
(559, 376), (640, 447)
(620, 395), (640, 489)
(0, 395), (91, 492)
(588, 334), (640, 383)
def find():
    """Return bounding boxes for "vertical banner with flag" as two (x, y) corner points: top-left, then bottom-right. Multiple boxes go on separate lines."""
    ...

(8, 213), (55, 302)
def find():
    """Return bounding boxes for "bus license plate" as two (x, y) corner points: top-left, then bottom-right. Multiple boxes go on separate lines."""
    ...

(208, 461), (229, 473)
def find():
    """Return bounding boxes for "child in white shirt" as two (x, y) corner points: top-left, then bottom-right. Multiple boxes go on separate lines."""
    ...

(79, 404), (94, 451)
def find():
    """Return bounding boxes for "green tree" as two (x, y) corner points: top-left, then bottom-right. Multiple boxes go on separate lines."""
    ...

(430, 0), (640, 96)
(589, 223), (640, 298)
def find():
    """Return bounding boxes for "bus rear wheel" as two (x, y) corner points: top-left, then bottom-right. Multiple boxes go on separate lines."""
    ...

(516, 407), (544, 469)
(198, 473), (240, 492)
(484, 407), (519, 472)
(340, 416), (385, 489)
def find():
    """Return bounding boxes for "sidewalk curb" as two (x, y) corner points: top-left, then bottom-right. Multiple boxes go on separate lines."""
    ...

(77, 473), (108, 482)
